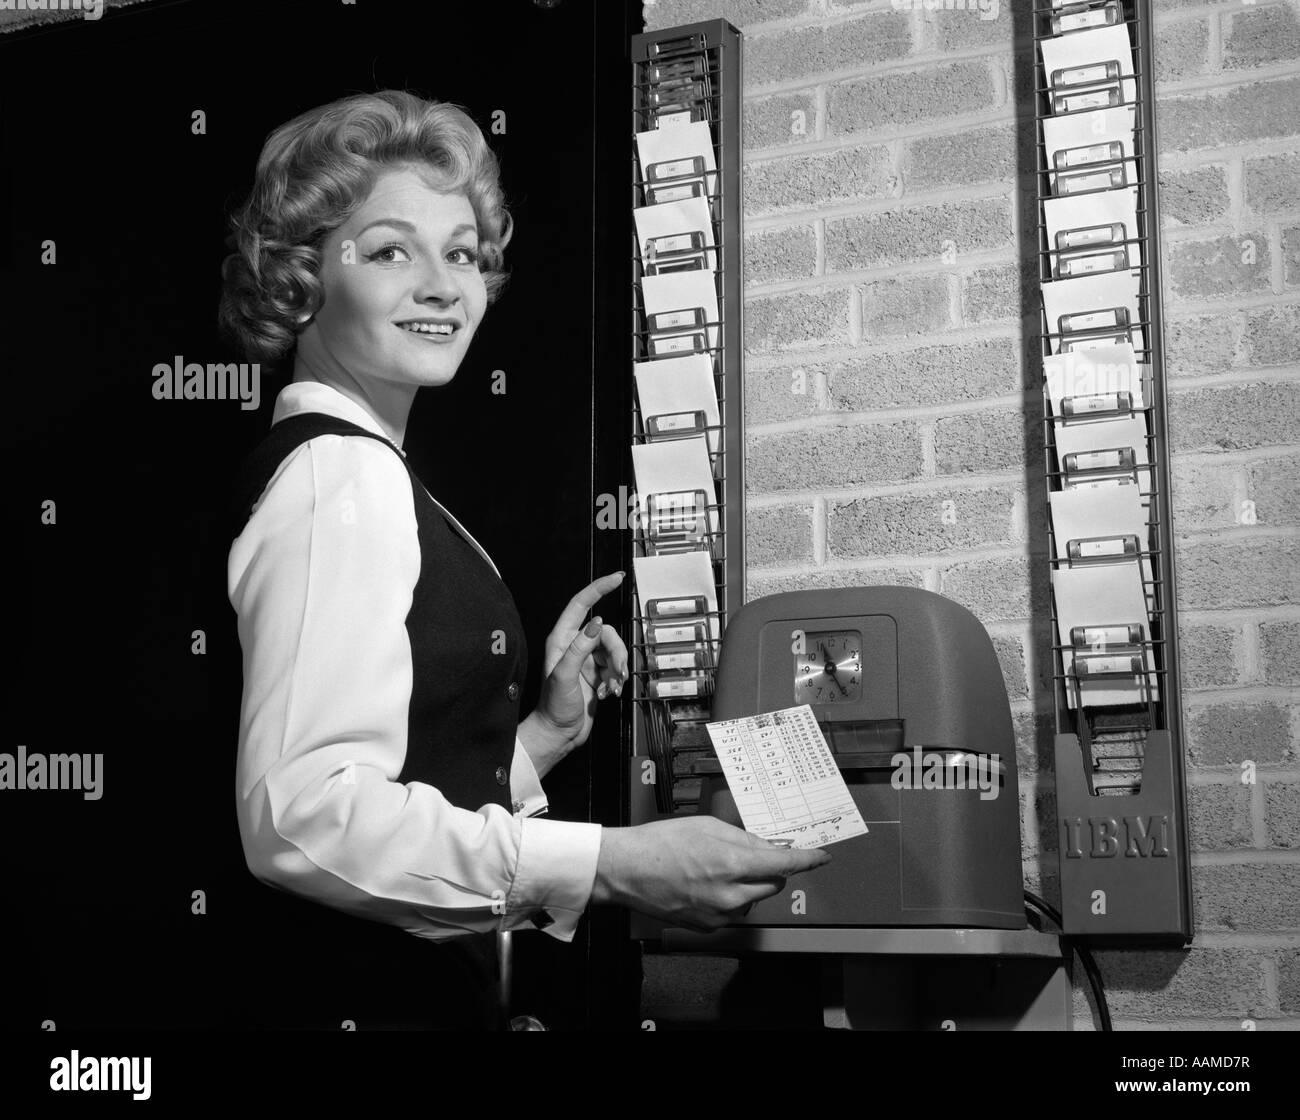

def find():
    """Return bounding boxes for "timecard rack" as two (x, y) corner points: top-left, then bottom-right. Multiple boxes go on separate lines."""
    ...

(627, 20), (745, 816)
(1033, 0), (1191, 941)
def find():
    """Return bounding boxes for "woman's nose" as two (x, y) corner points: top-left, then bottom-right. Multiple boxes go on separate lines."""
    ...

(413, 257), (460, 305)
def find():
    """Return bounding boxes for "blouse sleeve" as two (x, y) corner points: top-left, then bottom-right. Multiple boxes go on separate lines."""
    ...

(228, 435), (601, 942)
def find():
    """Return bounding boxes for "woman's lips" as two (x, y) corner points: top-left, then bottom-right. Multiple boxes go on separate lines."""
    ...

(396, 323), (458, 342)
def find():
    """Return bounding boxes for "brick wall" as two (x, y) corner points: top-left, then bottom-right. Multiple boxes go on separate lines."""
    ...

(644, 0), (1300, 1029)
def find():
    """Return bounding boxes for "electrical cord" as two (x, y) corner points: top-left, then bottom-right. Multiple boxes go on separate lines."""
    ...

(1024, 889), (1113, 1032)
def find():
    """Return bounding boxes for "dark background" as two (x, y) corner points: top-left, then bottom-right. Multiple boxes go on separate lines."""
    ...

(0, 0), (639, 1029)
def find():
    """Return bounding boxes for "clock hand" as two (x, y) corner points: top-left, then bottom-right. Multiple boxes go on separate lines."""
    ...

(817, 644), (849, 696)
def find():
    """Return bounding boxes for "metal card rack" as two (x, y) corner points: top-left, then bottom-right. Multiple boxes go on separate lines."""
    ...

(628, 20), (744, 817)
(1033, 0), (1192, 942)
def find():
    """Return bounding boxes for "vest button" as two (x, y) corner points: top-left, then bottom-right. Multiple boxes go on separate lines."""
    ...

(495, 766), (508, 786)
(507, 682), (520, 701)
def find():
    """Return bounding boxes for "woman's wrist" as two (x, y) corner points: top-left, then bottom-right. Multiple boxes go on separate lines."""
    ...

(516, 709), (577, 781)
(590, 826), (630, 907)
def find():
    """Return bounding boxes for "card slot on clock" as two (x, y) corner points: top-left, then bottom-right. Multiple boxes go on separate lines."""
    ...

(646, 645), (710, 673)
(646, 155), (707, 185)
(646, 180), (706, 205)
(644, 231), (709, 275)
(645, 73), (712, 129)
(645, 54), (710, 106)
(1063, 472), (1139, 491)
(647, 594), (707, 619)
(1043, 343), (1146, 417)
(642, 270), (720, 354)
(642, 487), (714, 555)
(1043, 185), (1142, 280)
(1066, 618), (1149, 680)
(1041, 267), (1145, 356)
(647, 671), (713, 700)
(644, 619), (709, 646)
(1052, 562), (1159, 709)
(1063, 446), (1135, 473)
(1041, 104), (1136, 196)
(648, 330), (706, 357)
(1061, 390), (1134, 418)
(1050, 482), (1155, 612)
(634, 352), (721, 456)
(1053, 412), (1152, 495)
(633, 197), (716, 273)
(1060, 326), (1133, 352)
(1066, 533), (1140, 562)
(645, 53), (706, 82)
(632, 551), (720, 643)
(1050, 222), (1134, 280)
(644, 408), (708, 441)
(635, 120), (718, 201)
(1039, 25), (1137, 111)
(1056, 165), (1126, 194)
(1050, 0), (1121, 35)
(642, 596), (715, 663)
(1053, 140), (1123, 174)
(1068, 620), (1150, 682)
(1050, 60), (1123, 116)
(1071, 623), (1144, 649)
(632, 437), (719, 542)
(646, 31), (707, 57)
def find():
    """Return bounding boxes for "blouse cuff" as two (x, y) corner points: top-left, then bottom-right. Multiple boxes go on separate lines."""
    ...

(509, 736), (549, 817)
(504, 817), (602, 942)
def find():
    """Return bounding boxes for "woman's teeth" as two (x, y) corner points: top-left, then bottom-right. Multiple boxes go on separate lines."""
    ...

(400, 322), (454, 334)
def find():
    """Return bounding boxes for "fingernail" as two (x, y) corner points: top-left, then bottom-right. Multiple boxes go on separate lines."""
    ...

(611, 680), (623, 697)
(584, 617), (602, 637)
(597, 682), (608, 699)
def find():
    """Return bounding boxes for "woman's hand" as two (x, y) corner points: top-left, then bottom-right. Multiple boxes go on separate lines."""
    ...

(591, 817), (832, 931)
(518, 572), (629, 779)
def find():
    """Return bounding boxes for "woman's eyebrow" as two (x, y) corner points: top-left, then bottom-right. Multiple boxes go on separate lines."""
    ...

(357, 217), (417, 236)
(355, 218), (478, 239)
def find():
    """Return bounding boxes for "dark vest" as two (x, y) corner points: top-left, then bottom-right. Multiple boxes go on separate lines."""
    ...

(227, 411), (529, 1029)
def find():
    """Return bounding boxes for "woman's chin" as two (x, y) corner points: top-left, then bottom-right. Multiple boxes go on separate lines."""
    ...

(414, 366), (460, 388)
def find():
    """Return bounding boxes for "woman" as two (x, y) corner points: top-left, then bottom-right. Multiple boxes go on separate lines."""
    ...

(221, 90), (827, 1031)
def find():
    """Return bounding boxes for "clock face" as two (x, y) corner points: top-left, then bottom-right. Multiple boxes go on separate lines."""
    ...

(793, 630), (863, 705)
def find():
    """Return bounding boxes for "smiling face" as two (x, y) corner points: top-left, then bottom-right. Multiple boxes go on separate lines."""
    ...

(304, 164), (488, 391)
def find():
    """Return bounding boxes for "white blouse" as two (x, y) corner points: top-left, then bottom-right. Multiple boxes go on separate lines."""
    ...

(228, 379), (602, 943)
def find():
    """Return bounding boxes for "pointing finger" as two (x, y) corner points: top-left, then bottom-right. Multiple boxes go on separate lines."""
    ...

(553, 572), (625, 635)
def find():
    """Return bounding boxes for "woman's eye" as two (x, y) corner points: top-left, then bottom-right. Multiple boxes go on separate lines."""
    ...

(366, 242), (410, 264)
(447, 245), (479, 266)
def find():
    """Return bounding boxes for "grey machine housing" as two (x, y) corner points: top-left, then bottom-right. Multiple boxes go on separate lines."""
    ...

(699, 586), (1026, 929)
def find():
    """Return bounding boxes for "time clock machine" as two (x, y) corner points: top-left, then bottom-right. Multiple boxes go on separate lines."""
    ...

(697, 586), (1025, 929)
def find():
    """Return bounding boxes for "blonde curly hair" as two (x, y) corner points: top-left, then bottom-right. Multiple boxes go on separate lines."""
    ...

(218, 90), (512, 365)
